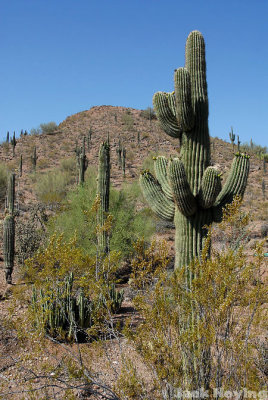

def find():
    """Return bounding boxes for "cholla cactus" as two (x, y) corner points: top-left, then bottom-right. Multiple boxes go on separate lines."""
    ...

(31, 273), (93, 341)
(140, 31), (250, 270)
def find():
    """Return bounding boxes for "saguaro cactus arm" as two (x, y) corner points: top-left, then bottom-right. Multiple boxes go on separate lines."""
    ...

(174, 68), (194, 132)
(154, 156), (173, 200)
(153, 92), (181, 138)
(213, 153), (250, 222)
(139, 171), (175, 221)
(168, 158), (197, 216)
(198, 167), (222, 209)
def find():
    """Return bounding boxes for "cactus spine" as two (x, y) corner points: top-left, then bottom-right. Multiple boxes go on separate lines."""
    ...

(3, 173), (16, 284)
(77, 137), (88, 185)
(229, 127), (235, 152)
(140, 31), (250, 270)
(97, 141), (110, 254)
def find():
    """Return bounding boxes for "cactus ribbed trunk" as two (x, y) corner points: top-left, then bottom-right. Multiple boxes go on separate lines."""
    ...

(140, 30), (249, 270)
(175, 210), (212, 269)
(97, 141), (110, 254)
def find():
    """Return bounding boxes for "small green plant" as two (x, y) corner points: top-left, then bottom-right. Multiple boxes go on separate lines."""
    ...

(140, 107), (156, 120)
(40, 121), (58, 134)
(31, 272), (94, 342)
(122, 112), (134, 131)
(117, 201), (267, 398)
(34, 168), (74, 205)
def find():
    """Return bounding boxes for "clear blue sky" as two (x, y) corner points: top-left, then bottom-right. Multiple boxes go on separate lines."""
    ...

(0, 0), (267, 147)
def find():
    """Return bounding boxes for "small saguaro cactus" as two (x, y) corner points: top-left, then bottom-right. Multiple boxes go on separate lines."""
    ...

(11, 131), (17, 157)
(97, 140), (110, 254)
(88, 127), (92, 142)
(31, 146), (38, 171)
(6, 131), (9, 143)
(116, 139), (122, 169)
(229, 127), (235, 152)
(77, 137), (88, 185)
(237, 135), (241, 152)
(140, 31), (250, 270)
(137, 131), (140, 145)
(262, 179), (266, 200)
(122, 147), (126, 177)
(3, 173), (16, 284)
(19, 154), (23, 177)
(262, 153), (268, 173)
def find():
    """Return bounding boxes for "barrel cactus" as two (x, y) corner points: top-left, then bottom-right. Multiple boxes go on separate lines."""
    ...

(140, 31), (250, 270)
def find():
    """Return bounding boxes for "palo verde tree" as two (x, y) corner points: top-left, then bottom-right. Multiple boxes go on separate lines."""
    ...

(140, 31), (250, 270)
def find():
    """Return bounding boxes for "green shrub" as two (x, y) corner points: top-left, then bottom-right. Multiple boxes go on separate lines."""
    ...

(47, 175), (155, 259)
(122, 112), (134, 131)
(30, 122), (58, 136)
(140, 107), (157, 120)
(34, 168), (74, 204)
(40, 121), (58, 134)
(59, 157), (77, 174)
(116, 201), (267, 398)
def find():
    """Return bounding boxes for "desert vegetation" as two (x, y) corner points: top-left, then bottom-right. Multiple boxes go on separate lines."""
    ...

(0, 30), (267, 400)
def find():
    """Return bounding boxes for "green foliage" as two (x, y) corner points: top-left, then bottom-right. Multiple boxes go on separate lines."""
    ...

(59, 157), (77, 175)
(118, 200), (267, 398)
(240, 141), (267, 157)
(31, 272), (93, 341)
(25, 234), (124, 342)
(30, 121), (58, 135)
(47, 176), (154, 260)
(40, 121), (58, 134)
(140, 107), (157, 120)
(122, 112), (134, 131)
(34, 168), (75, 205)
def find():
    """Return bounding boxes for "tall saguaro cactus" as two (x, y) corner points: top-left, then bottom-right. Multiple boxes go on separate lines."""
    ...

(3, 173), (16, 284)
(97, 141), (110, 254)
(77, 137), (88, 185)
(140, 31), (249, 270)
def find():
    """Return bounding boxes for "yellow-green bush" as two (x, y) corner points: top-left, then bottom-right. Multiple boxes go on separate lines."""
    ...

(116, 200), (267, 399)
